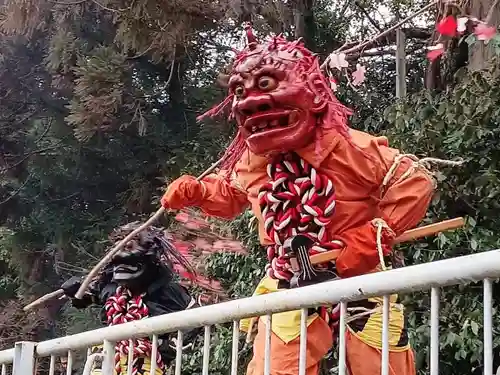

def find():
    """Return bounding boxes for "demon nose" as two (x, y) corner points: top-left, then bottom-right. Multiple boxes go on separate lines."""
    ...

(236, 95), (274, 117)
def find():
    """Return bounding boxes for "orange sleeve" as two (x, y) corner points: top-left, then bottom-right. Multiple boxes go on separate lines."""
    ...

(335, 139), (436, 278)
(161, 173), (250, 219)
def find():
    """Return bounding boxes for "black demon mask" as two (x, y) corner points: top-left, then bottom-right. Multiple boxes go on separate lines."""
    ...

(106, 222), (193, 290)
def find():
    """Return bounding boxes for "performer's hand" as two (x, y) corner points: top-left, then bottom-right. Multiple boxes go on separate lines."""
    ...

(160, 175), (204, 210)
(61, 276), (83, 298)
(334, 221), (395, 278)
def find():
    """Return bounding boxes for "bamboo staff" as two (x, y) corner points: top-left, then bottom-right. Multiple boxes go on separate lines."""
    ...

(24, 216), (464, 311)
(23, 158), (224, 311)
(245, 217), (465, 337)
(308, 217), (465, 265)
(74, 158), (224, 299)
(23, 289), (66, 311)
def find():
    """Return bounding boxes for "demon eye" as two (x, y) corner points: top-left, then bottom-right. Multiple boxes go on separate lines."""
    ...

(257, 75), (277, 91)
(234, 85), (245, 98)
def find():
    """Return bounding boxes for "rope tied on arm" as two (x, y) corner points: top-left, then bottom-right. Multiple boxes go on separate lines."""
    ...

(382, 153), (464, 193)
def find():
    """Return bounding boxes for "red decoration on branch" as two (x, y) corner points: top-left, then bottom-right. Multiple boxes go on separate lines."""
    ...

(427, 43), (445, 61)
(474, 24), (497, 42)
(437, 16), (458, 37)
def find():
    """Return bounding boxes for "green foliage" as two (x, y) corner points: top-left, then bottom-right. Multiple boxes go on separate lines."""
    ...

(67, 47), (130, 141)
(180, 323), (252, 375)
(381, 59), (500, 375)
(0, 0), (499, 374)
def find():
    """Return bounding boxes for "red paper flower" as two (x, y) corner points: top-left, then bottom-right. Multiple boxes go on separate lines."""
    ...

(457, 17), (468, 33)
(427, 43), (444, 61)
(351, 64), (366, 86)
(437, 16), (457, 37)
(474, 24), (497, 42)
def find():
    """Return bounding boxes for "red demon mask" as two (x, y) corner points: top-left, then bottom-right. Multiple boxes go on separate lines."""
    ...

(229, 35), (329, 155)
(198, 24), (352, 171)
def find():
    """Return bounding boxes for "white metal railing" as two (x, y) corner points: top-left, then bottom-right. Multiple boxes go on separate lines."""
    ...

(0, 249), (499, 375)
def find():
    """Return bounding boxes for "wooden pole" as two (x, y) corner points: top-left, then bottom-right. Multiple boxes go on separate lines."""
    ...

(396, 28), (407, 98)
(308, 217), (465, 266)
(23, 289), (65, 312)
(74, 157), (224, 299)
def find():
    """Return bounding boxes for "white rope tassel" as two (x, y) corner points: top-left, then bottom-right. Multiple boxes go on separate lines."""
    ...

(371, 218), (395, 272)
(382, 154), (464, 191)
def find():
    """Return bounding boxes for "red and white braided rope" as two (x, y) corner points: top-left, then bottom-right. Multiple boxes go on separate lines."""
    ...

(104, 286), (165, 374)
(258, 153), (344, 280)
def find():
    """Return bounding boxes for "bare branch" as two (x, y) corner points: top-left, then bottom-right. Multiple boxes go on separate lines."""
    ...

(127, 40), (156, 59)
(321, 1), (437, 69)
(486, 0), (500, 24)
(34, 119), (52, 144)
(339, 0), (353, 18)
(1, 138), (66, 174)
(354, 1), (383, 32)
(70, 242), (101, 261)
(89, 0), (121, 12)
(165, 46), (177, 87)
(46, 191), (80, 202)
(10, 111), (37, 127)
(0, 174), (31, 205)
(320, 27), (430, 62)
(48, 0), (86, 4)
(48, 0), (122, 12)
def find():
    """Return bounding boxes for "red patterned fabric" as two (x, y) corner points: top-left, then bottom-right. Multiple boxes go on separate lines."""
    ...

(259, 153), (344, 280)
(104, 286), (165, 374)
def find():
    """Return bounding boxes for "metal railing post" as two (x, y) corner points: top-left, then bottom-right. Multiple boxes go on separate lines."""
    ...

(484, 278), (493, 375)
(264, 314), (272, 375)
(381, 296), (390, 375)
(174, 331), (184, 375)
(102, 340), (116, 375)
(12, 342), (36, 375)
(202, 326), (211, 375)
(298, 308), (308, 375)
(231, 321), (240, 375)
(338, 302), (347, 375)
(430, 287), (440, 375)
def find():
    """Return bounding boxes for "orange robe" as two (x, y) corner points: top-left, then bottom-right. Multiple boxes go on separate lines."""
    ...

(162, 128), (435, 375)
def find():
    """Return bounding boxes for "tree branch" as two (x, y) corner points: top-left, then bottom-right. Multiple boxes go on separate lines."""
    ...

(486, 0), (500, 24)
(48, 0), (86, 4)
(321, 1), (437, 69)
(34, 119), (53, 144)
(320, 27), (430, 61)
(0, 175), (32, 205)
(1, 139), (67, 174)
(339, 0), (353, 18)
(354, 1), (383, 31)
